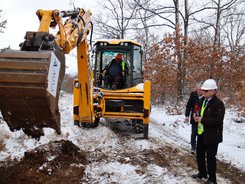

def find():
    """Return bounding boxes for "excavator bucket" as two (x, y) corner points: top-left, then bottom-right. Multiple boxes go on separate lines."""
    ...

(0, 49), (65, 139)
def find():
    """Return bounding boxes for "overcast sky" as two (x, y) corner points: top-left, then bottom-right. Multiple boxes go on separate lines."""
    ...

(0, 0), (98, 74)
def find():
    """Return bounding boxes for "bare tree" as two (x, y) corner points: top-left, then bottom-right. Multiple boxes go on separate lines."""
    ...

(192, 0), (240, 46)
(92, 0), (244, 106)
(0, 10), (7, 33)
(172, 0), (184, 102)
(135, 1), (176, 30)
(130, 0), (161, 61)
(135, 0), (222, 101)
(93, 0), (139, 39)
(222, 6), (245, 56)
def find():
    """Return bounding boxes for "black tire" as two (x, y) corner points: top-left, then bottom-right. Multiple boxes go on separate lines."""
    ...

(80, 121), (99, 128)
(74, 120), (80, 127)
(90, 121), (99, 128)
(143, 124), (149, 139)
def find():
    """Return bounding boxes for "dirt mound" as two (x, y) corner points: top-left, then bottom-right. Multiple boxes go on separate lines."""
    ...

(0, 140), (87, 184)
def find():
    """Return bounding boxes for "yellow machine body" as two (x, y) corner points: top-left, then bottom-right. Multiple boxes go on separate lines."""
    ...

(74, 39), (151, 138)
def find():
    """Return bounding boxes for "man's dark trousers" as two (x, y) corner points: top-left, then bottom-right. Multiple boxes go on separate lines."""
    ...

(191, 122), (198, 150)
(196, 135), (218, 183)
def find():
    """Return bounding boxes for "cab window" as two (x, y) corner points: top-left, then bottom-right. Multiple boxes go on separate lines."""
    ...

(133, 46), (142, 80)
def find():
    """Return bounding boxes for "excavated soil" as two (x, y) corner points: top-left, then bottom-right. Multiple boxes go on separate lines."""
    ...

(0, 140), (87, 184)
(0, 138), (245, 184)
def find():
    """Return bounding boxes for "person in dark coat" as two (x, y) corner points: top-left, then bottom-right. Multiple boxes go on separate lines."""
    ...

(192, 79), (225, 184)
(103, 53), (128, 90)
(185, 86), (203, 153)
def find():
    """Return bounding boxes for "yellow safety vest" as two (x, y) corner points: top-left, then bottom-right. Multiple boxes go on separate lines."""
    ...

(197, 100), (208, 135)
(122, 61), (125, 71)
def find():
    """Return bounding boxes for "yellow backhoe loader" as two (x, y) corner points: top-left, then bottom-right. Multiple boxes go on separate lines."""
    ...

(0, 8), (151, 139)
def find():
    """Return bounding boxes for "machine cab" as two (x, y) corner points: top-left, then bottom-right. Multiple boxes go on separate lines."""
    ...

(92, 40), (143, 89)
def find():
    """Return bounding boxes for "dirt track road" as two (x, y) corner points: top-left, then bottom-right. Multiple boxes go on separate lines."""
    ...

(1, 119), (244, 184)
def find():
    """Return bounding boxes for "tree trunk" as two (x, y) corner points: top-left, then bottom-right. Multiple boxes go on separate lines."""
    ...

(174, 0), (183, 103)
(120, 0), (124, 39)
(182, 0), (189, 97)
(214, 0), (221, 47)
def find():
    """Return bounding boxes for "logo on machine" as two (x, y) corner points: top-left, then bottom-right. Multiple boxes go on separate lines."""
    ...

(48, 53), (61, 97)
(53, 60), (58, 67)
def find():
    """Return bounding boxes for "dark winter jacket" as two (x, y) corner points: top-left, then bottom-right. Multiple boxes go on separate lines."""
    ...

(104, 59), (128, 76)
(197, 96), (225, 144)
(185, 91), (200, 124)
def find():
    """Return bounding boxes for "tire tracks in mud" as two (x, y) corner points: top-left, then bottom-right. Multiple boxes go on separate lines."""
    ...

(60, 93), (245, 183)
(149, 118), (190, 149)
(85, 120), (244, 184)
(82, 122), (200, 183)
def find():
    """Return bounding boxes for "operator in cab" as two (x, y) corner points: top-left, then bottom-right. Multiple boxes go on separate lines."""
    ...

(103, 53), (128, 90)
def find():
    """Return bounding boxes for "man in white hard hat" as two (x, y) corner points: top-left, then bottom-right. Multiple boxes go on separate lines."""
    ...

(192, 79), (225, 184)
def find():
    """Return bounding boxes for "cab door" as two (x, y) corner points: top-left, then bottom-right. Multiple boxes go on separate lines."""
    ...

(132, 45), (143, 85)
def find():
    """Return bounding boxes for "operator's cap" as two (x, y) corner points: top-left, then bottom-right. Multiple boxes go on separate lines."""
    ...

(116, 53), (123, 60)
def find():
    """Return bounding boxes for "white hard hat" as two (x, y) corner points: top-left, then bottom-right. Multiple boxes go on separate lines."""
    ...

(201, 79), (218, 90)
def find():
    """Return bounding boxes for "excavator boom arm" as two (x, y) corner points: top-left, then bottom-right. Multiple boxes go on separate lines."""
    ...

(36, 8), (92, 54)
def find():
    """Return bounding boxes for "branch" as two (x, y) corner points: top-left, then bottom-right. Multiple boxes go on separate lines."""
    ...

(127, 23), (176, 30)
(136, 2), (175, 27)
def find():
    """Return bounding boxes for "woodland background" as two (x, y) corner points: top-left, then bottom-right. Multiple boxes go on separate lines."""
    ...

(0, 0), (244, 114)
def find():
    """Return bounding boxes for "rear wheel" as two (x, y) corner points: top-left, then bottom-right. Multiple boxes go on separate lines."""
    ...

(143, 124), (149, 139)
(74, 120), (80, 127)
(132, 120), (144, 133)
(80, 118), (100, 128)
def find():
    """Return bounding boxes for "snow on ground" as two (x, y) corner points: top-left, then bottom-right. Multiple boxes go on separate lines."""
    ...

(0, 92), (244, 183)
(150, 106), (245, 172)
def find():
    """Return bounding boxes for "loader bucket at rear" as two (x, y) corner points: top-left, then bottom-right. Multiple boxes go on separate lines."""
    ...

(0, 49), (65, 139)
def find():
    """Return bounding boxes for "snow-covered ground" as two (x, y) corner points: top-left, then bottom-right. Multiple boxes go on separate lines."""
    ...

(0, 92), (244, 183)
(150, 106), (245, 171)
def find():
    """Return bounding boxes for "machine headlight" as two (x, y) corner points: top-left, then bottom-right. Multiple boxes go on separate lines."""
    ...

(74, 81), (79, 88)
